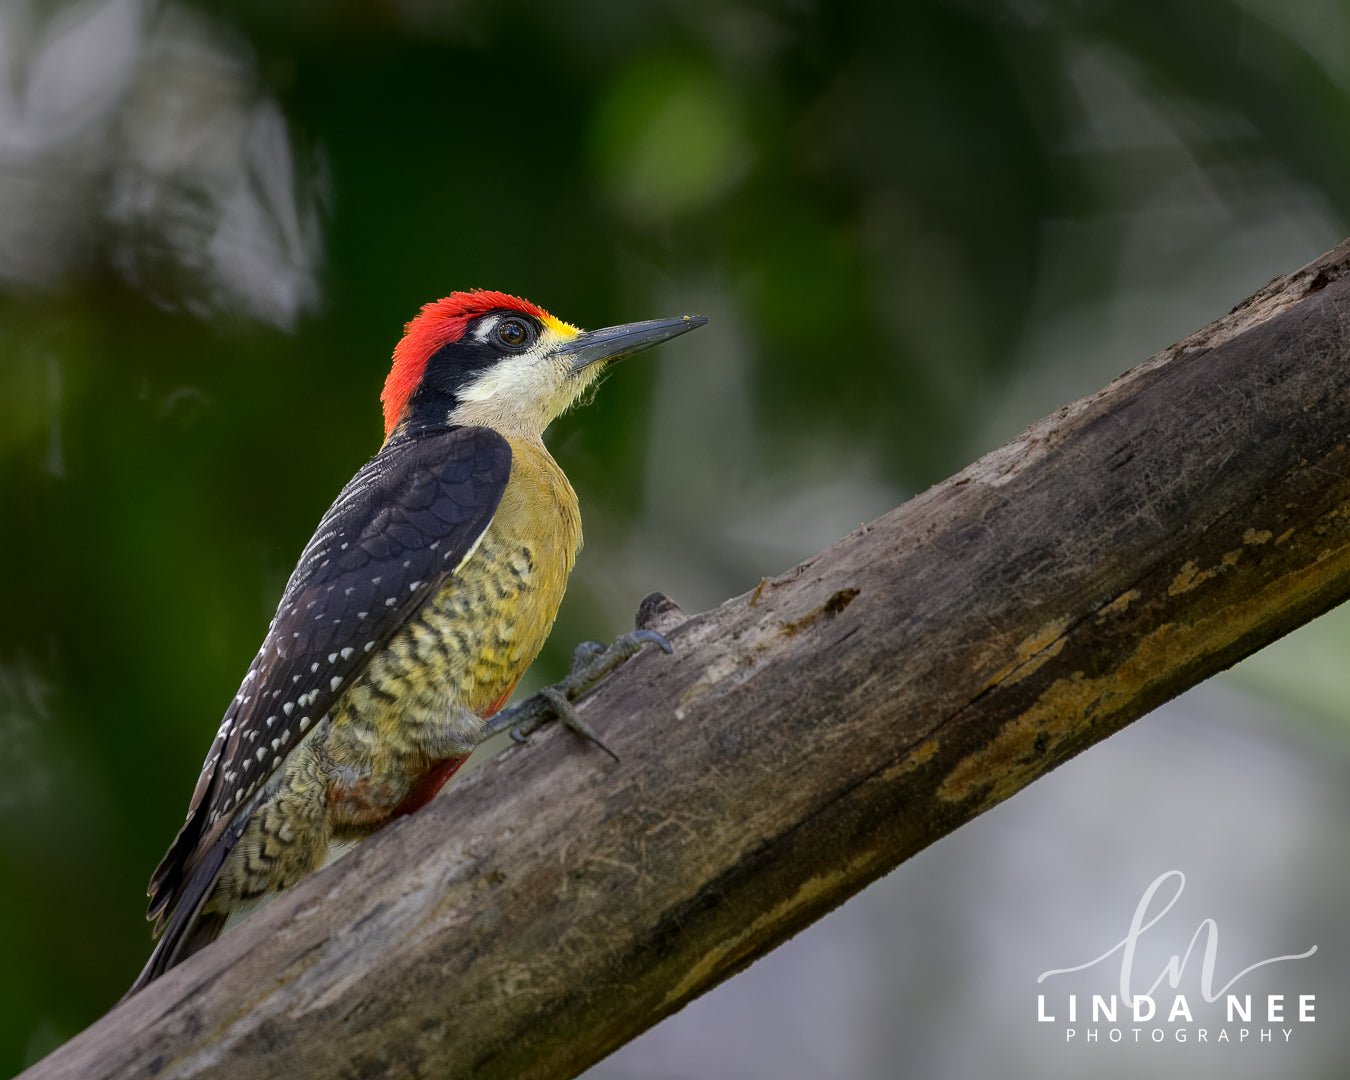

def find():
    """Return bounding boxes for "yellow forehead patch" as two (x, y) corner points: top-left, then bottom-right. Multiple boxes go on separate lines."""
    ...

(540, 312), (579, 339)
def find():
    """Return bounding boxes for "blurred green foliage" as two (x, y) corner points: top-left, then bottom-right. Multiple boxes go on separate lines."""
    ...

(2, 0), (1348, 1070)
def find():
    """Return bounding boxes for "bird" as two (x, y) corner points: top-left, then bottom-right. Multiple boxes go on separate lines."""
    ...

(129, 289), (707, 995)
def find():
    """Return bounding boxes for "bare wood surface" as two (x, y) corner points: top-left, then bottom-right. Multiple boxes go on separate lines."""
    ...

(24, 241), (1350, 1079)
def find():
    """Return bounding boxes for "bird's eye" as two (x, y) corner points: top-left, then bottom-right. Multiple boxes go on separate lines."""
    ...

(496, 318), (531, 348)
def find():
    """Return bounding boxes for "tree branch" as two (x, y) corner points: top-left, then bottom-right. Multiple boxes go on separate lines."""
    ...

(26, 241), (1350, 1079)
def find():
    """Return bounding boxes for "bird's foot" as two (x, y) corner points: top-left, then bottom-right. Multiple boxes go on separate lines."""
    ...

(482, 630), (673, 760)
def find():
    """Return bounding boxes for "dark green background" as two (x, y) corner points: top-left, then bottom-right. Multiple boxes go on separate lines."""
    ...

(3, 0), (1348, 1075)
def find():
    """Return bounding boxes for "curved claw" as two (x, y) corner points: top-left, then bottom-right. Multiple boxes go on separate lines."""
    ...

(630, 628), (674, 655)
(540, 687), (619, 762)
(477, 626), (675, 754)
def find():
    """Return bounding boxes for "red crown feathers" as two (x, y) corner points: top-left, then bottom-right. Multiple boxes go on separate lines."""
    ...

(381, 290), (550, 437)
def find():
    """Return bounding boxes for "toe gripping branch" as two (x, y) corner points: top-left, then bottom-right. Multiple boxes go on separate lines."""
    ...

(480, 611), (678, 761)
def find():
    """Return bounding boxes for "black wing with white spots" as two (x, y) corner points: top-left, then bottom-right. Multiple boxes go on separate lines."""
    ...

(147, 425), (512, 931)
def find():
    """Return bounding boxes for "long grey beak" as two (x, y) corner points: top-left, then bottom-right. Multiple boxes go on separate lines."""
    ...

(565, 314), (708, 376)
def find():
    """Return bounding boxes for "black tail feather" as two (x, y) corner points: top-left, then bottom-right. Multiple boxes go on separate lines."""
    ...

(123, 816), (247, 1000)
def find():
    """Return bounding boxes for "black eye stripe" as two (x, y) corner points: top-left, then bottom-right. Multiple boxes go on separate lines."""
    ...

(401, 310), (543, 428)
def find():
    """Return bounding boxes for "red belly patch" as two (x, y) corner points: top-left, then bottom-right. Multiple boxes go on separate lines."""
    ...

(391, 755), (469, 818)
(338, 689), (519, 824)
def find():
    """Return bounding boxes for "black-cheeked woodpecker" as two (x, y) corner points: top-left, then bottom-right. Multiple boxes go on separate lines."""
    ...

(130, 290), (706, 993)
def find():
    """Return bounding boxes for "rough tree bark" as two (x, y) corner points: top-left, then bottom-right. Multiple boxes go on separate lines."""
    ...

(24, 241), (1350, 1080)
